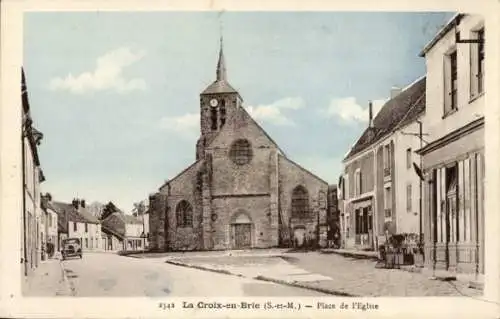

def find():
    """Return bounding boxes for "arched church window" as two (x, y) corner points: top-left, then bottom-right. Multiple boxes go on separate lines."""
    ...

(211, 108), (218, 131)
(176, 200), (193, 228)
(291, 185), (309, 218)
(229, 139), (252, 165)
(220, 104), (226, 127)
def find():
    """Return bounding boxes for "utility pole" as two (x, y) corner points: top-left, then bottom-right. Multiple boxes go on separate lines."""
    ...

(417, 120), (424, 260)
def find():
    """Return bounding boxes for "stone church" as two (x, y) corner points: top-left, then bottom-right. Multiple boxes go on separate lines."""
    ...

(149, 40), (334, 251)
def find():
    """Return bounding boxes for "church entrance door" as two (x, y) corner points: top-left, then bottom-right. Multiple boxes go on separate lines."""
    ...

(234, 224), (251, 249)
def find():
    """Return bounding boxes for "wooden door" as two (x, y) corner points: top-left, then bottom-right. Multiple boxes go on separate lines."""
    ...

(234, 224), (251, 249)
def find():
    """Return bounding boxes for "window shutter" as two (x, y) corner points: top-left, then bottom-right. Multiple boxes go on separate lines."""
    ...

(470, 36), (479, 98)
(443, 55), (452, 114)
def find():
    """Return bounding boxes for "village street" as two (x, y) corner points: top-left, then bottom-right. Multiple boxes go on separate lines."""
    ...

(60, 252), (326, 297)
(54, 250), (483, 298)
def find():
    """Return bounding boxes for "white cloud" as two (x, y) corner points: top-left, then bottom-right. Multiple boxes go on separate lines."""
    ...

(325, 97), (388, 125)
(246, 97), (304, 126)
(159, 113), (199, 136)
(49, 47), (147, 94)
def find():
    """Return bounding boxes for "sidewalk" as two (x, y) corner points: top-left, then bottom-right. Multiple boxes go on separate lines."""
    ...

(162, 251), (483, 297)
(321, 248), (484, 289)
(320, 248), (379, 260)
(22, 257), (72, 297)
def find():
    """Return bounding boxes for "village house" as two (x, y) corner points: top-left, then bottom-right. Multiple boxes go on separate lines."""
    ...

(41, 193), (58, 257)
(417, 13), (485, 277)
(21, 68), (46, 276)
(102, 211), (146, 251)
(49, 199), (102, 251)
(339, 76), (426, 251)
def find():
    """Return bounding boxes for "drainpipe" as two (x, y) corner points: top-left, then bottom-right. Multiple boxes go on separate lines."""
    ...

(21, 123), (28, 276)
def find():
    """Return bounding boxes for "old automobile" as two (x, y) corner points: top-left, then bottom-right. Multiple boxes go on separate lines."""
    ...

(61, 238), (82, 260)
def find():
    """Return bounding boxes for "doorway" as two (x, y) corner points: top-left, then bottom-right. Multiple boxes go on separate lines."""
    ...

(231, 211), (253, 249)
(234, 224), (252, 249)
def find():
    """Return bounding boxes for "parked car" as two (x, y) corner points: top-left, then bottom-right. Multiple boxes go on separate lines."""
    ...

(61, 238), (82, 260)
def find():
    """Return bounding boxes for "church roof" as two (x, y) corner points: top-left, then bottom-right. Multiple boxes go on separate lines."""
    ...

(279, 154), (329, 185)
(201, 36), (241, 97)
(204, 105), (286, 157)
(201, 80), (239, 95)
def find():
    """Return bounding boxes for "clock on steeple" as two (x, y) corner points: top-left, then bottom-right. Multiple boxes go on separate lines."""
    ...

(197, 35), (243, 157)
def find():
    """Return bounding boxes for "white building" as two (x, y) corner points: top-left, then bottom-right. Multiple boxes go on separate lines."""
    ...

(340, 77), (426, 250)
(49, 199), (103, 252)
(21, 68), (45, 276)
(417, 13), (485, 276)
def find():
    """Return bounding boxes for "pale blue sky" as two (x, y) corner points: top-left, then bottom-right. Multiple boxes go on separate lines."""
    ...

(24, 11), (454, 212)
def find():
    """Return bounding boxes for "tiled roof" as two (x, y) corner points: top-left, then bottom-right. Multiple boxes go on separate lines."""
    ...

(102, 212), (126, 238)
(201, 80), (239, 95)
(344, 76), (426, 160)
(101, 224), (125, 240)
(49, 201), (100, 233)
(102, 212), (142, 238)
(123, 214), (143, 225)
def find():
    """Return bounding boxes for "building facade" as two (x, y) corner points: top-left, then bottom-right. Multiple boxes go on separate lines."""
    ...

(149, 40), (331, 251)
(41, 193), (58, 258)
(102, 212), (146, 251)
(340, 77), (426, 250)
(418, 14), (485, 275)
(50, 199), (103, 251)
(21, 68), (45, 276)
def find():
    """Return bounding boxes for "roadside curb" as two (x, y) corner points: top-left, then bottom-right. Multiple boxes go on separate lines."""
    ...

(58, 260), (75, 296)
(253, 275), (359, 297)
(165, 260), (244, 278)
(320, 250), (379, 261)
(165, 260), (357, 297)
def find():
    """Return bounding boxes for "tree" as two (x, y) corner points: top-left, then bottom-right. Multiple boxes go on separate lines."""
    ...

(100, 202), (119, 221)
(87, 201), (105, 219)
(132, 201), (146, 218)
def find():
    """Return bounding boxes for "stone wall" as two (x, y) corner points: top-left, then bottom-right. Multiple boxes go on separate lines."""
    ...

(278, 155), (329, 247)
(211, 196), (274, 249)
(162, 161), (204, 251)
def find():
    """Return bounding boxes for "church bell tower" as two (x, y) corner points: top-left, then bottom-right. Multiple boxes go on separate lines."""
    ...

(196, 36), (243, 160)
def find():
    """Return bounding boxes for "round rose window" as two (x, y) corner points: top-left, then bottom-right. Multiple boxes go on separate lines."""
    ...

(229, 139), (253, 165)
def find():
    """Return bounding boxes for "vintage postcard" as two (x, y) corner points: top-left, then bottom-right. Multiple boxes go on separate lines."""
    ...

(1, 0), (499, 318)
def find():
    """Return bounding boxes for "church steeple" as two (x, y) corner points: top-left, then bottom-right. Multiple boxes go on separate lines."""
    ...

(200, 36), (240, 96)
(216, 36), (227, 82)
(197, 35), (243, 160)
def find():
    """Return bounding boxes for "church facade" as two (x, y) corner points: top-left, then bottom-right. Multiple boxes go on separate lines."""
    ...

(148, 41), (333, 251)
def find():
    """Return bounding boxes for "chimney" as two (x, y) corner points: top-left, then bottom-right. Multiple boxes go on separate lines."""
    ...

(368, 101), (373, 128)
(390, 86), (402, 99)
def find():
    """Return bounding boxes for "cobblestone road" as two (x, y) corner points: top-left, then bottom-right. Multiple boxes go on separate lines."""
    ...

(283, 252), (483, 297)
(166, 251), (483, 297)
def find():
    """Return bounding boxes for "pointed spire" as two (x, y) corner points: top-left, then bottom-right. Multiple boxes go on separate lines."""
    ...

(216, 35), (227, 82)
